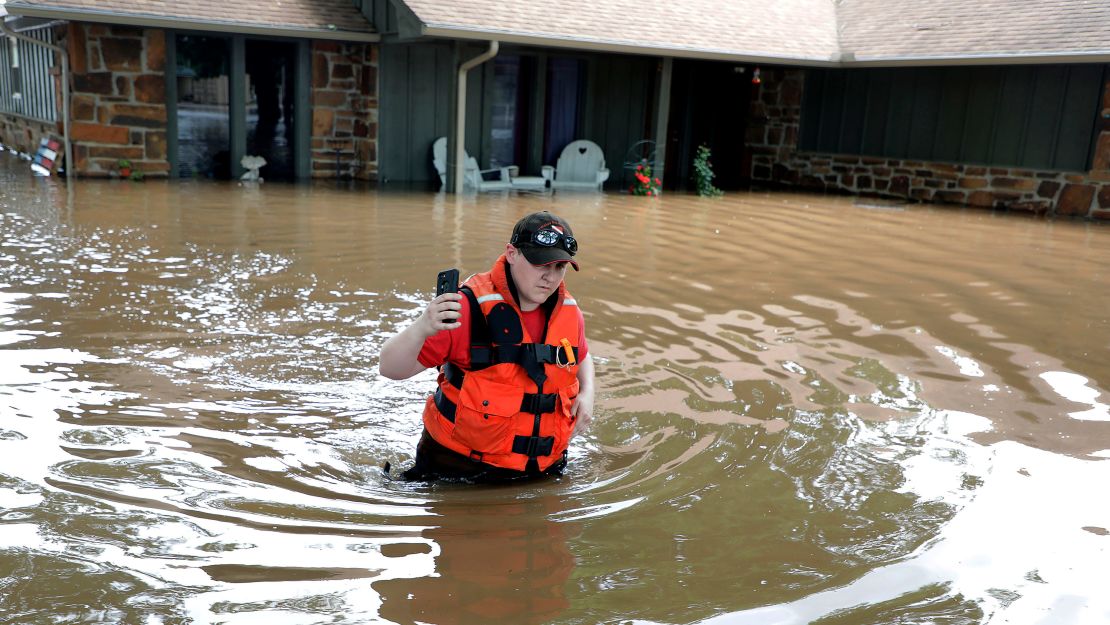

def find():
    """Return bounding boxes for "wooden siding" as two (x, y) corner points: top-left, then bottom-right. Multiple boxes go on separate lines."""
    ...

(378, 41), (456, 185)
(800, 65), (1105, 172)
(584, 55), (656, 190)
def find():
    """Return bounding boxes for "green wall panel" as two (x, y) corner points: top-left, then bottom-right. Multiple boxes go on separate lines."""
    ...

(799, 70), (824, 150)
(960, 67), (1002, 163)
(1056, 65), (1105, 171)
(884, 71), (917, 159)
(991, 66), (1034, 166)
(378, 41), (454, 185)
(934, 67), (970, 162)
(907, 69), (943, 157)
(585, 55), (656, 189)
(839, 70), (869, 155)
(860, 69), (891, 155)
(1023, 66), (1068, 166)
(802, 64), (1105, 172)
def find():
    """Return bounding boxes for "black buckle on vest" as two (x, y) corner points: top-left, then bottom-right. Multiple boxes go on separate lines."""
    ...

(518, 343), (542, 363)
(470, 345), (493, 368)
(487, 344), (526, 365)
(512, 435), (555, 458)
(520, 392), (557, 414)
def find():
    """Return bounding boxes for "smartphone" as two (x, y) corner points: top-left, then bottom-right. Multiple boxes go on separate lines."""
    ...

(436, 268), (459, 296)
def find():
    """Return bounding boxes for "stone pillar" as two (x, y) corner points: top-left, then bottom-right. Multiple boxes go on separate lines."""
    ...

(67, 23), (168, 177)
(747, 68), (804, 188)
(310, 41), (378, 180)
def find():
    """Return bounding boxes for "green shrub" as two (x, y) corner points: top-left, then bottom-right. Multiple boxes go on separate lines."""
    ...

(693, 145), (723, 197)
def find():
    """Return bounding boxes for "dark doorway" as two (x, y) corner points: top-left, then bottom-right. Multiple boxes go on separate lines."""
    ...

(245, 40), (297, 181)
(664, 60), (753, 191)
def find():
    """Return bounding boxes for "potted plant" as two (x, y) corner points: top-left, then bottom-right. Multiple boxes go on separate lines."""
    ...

(629, 162), (661, 196)
(117, 159), (132, 178)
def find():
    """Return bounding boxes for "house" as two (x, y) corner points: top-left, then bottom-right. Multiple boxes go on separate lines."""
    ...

(1, 0), (1108, 217)
(0, 0), (377, 180)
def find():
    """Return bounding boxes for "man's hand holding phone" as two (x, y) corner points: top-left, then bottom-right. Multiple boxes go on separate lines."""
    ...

(420, 268), (462, 337)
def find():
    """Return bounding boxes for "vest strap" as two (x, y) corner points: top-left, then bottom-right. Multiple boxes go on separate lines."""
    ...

(445, 345), (578, 389)
(433, 387), (558, 423)
(434, 387), (457, 422)
(470, 343), (579, 369)
(442, 362), (466, 389)
(512, 435), (555, 458)
(460, 285), (491, 349)
(521, 392), (557, 415)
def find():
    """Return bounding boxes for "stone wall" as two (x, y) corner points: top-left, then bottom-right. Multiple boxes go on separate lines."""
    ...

(310, 41), (378, 180)
(0, 115), (57, 158)
(64, 23), (168, 177)
(748, 68), (1110, 219)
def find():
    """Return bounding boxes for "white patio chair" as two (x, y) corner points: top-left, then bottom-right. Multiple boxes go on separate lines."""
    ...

(542, 140), (610, 191)
(432, 137), (513, 192)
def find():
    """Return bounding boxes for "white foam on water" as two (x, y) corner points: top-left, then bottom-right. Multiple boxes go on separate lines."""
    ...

(1039, 371), (1110, 422)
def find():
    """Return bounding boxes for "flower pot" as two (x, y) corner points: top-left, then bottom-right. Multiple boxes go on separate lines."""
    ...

(119, 168), (132, 178)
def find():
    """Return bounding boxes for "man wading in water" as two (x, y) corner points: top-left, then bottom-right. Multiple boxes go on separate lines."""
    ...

(379, 211), (595, 482)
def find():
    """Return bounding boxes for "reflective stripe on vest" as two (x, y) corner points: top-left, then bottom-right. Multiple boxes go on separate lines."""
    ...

(476, 293), (504, 305)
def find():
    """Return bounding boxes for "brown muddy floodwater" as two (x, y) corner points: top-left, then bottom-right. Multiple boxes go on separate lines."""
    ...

(1, 152), (1109, 625)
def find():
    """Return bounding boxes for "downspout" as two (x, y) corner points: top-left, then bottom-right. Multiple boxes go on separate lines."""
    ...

(453, 40), (498, 194)
(1, 20), (71, 181)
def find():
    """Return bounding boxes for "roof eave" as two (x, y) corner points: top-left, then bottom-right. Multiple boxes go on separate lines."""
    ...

(422, 24), (842, 67)
(422, 23), (1110, 68)
(843, 51), (1110, 67)
(4, 4), (380, 42)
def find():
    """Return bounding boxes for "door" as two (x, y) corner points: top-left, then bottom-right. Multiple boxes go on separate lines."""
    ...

(245, 39), (298, 181)
(665, 60), (753, 190)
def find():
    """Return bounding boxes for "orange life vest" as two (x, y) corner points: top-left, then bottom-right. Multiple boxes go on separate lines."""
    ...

(421, 256), (582, 472)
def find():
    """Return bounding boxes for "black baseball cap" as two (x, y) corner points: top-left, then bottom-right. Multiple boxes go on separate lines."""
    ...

(510, 211), (580, 271)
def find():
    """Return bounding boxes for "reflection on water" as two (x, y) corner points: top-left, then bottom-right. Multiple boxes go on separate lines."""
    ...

(1, 153), (1109, 624)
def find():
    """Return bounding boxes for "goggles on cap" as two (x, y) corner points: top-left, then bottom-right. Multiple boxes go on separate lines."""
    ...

(512, 227), (578, 256)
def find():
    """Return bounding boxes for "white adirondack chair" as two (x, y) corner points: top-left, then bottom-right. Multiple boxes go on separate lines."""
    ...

(542, 140), (610, 191)
(432, 137), (513, 192)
